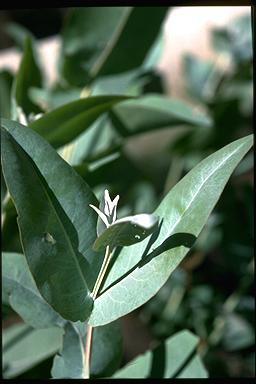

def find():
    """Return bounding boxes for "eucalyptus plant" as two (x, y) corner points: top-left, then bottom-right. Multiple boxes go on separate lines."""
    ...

(1, 6), (253, 379)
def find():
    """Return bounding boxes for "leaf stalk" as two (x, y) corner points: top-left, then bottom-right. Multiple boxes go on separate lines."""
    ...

(84, 245), (113, 378)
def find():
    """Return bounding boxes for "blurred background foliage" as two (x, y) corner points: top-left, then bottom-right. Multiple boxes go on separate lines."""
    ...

(1, 7), (254, 378)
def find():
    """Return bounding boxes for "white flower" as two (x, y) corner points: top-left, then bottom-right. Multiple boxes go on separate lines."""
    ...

(89, 189), (119, 228)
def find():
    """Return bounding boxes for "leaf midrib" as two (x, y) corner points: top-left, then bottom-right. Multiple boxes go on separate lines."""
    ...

(102, 143), (244, 293)
(91, 7), (132, 77)
(160, 144), (243, 237)
(32, 165), (89, 292)
(3, 129), (89, 293)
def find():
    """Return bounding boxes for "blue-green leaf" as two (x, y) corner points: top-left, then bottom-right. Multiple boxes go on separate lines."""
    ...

(113, 330), (208, 378)
(2, 252), (65, 328)
(29, 95), (130, 148)
(89, 134), (253, 326)
(51, 320), (122, 378)
(13, 36), (43, 116)
(1, 118), (101, 321)
(3, 323), (63, 379)
(109, 94), (212, 137)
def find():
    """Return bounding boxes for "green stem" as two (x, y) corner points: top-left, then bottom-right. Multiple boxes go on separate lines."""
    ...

(84, 245), (112, 379)
(91, 246), (111, 300)
(84, 325), (93, 379)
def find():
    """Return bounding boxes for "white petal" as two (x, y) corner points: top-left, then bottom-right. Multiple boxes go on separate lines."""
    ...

(104, 189), (111, 216)
(111, 195), (119, 222)
(89, 204), (109, 227)
(112, 194), (120, 207)
(103, 190), (120, 222)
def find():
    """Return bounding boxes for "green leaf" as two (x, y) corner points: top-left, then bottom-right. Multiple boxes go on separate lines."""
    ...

(60, 7), (168, 85)
(1, 127), (93, 321)
(176, 355), (208, 379)
(51, 320), (122, 378)
(228, 14), (252, 61)
(211, 14), (252, 62)
(92, 214), (159, 252)
(89, 134), (253, 326)
(5, 22), (35, 50)
(113, 330), (207, 378)
(96, 7), (169, 77)
(1, 197), (23, 254)
(56, 113), (119, 168)
(51, 323), (85, 378)
(29, 86), (82, 111)
(1, 119), (101, 321)
(60, 7), (130, 86)
(3, 323), (63, 379)
(142, 31), (164, 71)
(13, 36), (43, 116)
(0, 69), (13, 119)
(183, 54), (216, 101)
(91, 70), (141, 97)
(29, 95), (130, 148)
(2, 252), (65, 328)
(90, 320), (122, 377)
(109, 95), (212, 137)
(1, 167), (7, 205)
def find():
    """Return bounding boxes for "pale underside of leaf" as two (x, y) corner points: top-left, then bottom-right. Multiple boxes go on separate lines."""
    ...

(92, 214), (159, 251)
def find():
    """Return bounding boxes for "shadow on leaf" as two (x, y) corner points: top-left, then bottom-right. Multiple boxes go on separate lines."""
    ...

(147, 338), (197, 378)
(100, 219), (197, 295)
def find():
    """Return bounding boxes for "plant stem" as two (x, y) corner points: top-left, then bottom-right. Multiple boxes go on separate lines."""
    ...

(92, 246), (112, 299)
(84, 245), (112, 379)
(84, 325), (93, 379)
